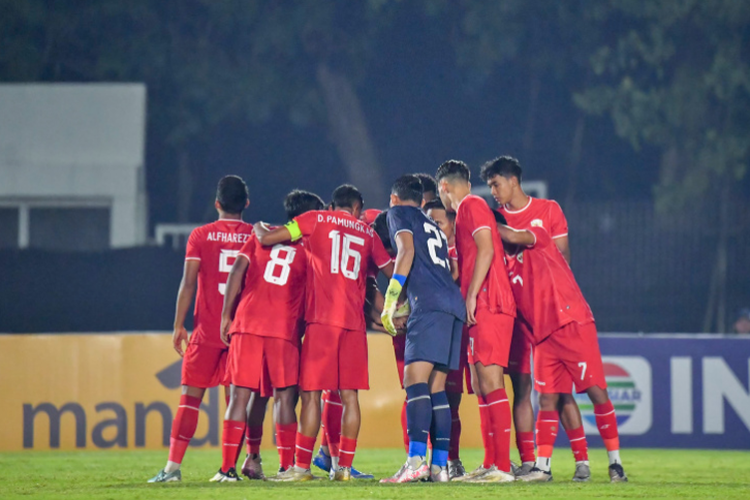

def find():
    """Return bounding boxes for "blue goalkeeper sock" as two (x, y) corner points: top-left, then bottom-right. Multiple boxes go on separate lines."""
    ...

(405, 383), (431, 458)
(429, 390), (451, 467)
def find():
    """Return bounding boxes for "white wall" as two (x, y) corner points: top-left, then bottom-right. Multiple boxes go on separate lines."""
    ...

(0, 83), (147, 248)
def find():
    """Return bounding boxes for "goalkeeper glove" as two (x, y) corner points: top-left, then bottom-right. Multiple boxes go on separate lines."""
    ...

(381, 275), (405, 336)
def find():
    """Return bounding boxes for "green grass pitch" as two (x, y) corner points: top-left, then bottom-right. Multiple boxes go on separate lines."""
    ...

(1, 448), (749, 499)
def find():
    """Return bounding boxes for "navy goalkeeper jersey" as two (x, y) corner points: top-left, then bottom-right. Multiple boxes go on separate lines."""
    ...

(387, 205), (466, 320)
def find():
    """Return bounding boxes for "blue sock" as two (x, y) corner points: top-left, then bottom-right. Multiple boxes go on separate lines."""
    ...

(430, 391), (451, 467)
(405, 383), (431, 458)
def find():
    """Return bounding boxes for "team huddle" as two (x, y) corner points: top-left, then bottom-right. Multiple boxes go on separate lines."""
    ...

(148, 156), (628, 485)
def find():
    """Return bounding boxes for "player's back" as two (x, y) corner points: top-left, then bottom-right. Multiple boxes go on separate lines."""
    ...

(454, 194), (516, 316)
(186, 219), (254, 348)
(230, 233), (307, 343)
(506, 227), (593, 344)
(498, 197), (568, 239)
(295, 210), (391, 331)
(387, 205), (465, 319)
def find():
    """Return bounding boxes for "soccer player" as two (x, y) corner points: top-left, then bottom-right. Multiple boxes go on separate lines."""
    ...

(495, 216), (628, 483)
(212, 190), (324, 481)
(435, 160), (516, 483)
(424, 199), (466, 479)
(254, 184), (393, 481)
(414, 173), (438, 204)
(149, 175), (253, 483)
(482, 156), (590, 481)
(379, 175), (466, 483)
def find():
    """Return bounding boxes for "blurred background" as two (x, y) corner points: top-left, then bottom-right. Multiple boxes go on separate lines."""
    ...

(1, 0), (749, 334)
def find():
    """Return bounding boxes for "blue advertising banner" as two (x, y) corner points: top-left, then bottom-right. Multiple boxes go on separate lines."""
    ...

(562, 334), (750, 449)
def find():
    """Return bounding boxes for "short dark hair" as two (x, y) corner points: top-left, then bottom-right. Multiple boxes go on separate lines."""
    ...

(284, 189), (325, 220)
(372, 210), (393, 253)
(435, 160), (470, 183)
(424, 198), (455, 221)
(413, 173), (437, 199)
(331, 184), (364, 210)
(493, 209), (508, 225)
(391, 174), (423, 204)
(480, 156), (523, 183)
(216, 175), (249, 214)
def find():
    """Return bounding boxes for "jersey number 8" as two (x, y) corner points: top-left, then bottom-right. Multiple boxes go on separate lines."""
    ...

(264, 244), (297, 286)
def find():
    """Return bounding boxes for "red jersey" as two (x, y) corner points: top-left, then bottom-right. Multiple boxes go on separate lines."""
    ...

(498, 197), (568, 240)
(185, 219), (254, 348)
(230, 233), (307, 343)
(294, 210), (392, 331)
(506, 226), (594, 345)
(448, 245), (458, 261)
(454, 195), (516, 317)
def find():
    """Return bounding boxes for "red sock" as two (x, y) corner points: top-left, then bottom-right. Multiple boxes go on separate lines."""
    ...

(221, 419), (246, 472)
(516, 431), (536, 463)
(276, 422), (297, 470)
(338, 436), (357, 468)
(400, 399), (409, 453)
(486, 389), (511, 473)
(320, 391), (329, 448)
(535, 410), (558, 459)
(245, 425), (263, 456)
(594, 401), (620, 451)
(478, 395), (495, 468)
(448, 406), (462, 461)
(295, 433), (317, 470)
(566, 425), (588, 461)
(324, 391), (343, 457)
(168, 395), (201, 464)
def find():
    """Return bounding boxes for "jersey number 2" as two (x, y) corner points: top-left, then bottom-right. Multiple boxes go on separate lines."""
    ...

(329, 230), (364, 280)
(424, 223), (450, 269)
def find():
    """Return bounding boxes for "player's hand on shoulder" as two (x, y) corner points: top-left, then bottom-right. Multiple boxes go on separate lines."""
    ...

(172, 326), (188, 357)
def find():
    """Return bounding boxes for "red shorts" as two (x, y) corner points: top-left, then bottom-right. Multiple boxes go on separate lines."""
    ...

(392, 334), (406, 388)
(534, 321), (607, 394)
(445, 327), (472, 394)
(181, 342), (229, 388)
(506, 320), (532, 374)
(299, 324), (369, 391)
(228, 333), (299, 397)
(467, 310), (514, 368)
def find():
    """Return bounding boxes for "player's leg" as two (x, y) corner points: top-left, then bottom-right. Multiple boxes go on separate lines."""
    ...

(380, 360), (434, 483)
(293, 389), (322, 472)
(558, 394), (590, 482)
(428, 368), (451, 482)
(585, 385), (627, 482)
(472, 361), (513, 481)
(150, 342), (224, 482)
(314, 391), (334, 472)
(211, 384), (252, 482)
(240, 392), (268, 479)
(445, 391), (464, 477)
(323, 391), (344, 470)
(510, 372), (536, 475)
(274, 385), (298, 473)
(572, 322), (627, 483)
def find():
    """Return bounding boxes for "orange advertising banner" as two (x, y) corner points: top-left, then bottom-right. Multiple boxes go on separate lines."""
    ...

(0, 333), (508, 451)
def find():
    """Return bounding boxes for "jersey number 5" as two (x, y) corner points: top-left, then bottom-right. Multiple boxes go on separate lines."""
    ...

(329, 230), (364, 280)
(424, 223), (450, 269)
(218, 249), (239, 295)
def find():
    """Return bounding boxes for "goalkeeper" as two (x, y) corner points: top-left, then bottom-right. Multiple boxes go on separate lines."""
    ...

(379, 175), (467, 484)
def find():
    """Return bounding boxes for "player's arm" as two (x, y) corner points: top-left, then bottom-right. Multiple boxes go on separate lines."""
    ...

(496, 223), (536, 247)
(253, 220), (300, 247)
(554, 236), (571, 265)
(450, 257), (459, 282)
(172, 260), (199, 357)
(220, 255), (249, 346)
(381, 231), (414, 335)
(466, 228), (494, 326)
